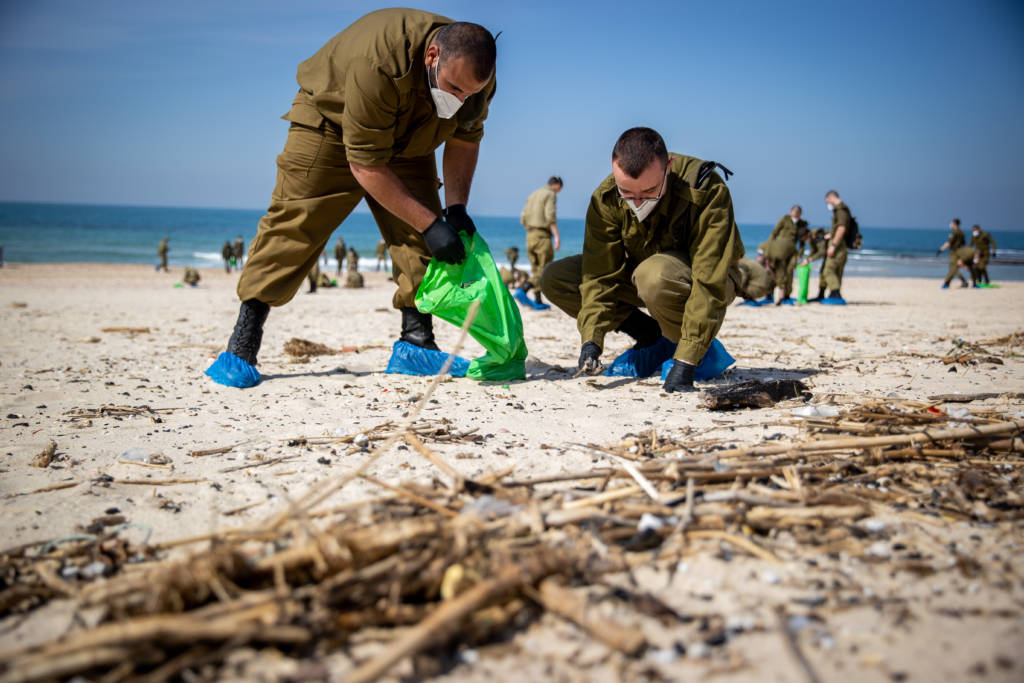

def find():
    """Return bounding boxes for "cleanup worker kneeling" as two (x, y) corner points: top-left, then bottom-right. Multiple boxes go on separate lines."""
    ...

(541, 127), (744, 393)
(204, 9), (498, 388)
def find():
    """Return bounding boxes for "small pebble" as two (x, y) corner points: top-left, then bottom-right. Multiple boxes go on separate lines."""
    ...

(760, 569), (780, 584)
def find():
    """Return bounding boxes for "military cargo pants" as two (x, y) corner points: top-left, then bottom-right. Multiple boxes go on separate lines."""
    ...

(525, 227), (554, 288)
(822, 243), (847, 292)
(540, 251), (737, 345)
(237, 122), (441, 309)
(943, 254), (968, 287)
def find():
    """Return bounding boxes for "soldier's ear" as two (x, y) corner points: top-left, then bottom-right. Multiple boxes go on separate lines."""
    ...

(425, 44), (439, 67)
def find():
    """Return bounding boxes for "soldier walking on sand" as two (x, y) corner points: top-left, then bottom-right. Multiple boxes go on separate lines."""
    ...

(970, 224), (996, 285)
(333, 235), (346, 275)
(156, 237), (169, 272)
(375, 238), (389, 272)
(515, 175), (562, 309)
(233, 235), (245, 270)
(221, 240), (234, 273)
(812, 190), (853, 304)
(937, 218), (968, 288)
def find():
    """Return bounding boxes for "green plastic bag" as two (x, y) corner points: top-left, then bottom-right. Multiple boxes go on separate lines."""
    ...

(795, 264), (811, 304)
(415, 232), (528, 381)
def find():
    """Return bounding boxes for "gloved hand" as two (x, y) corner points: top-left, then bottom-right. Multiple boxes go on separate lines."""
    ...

(935, 249), (942, 257)
(993, 251), (997, 259)
(443, 204), (476, 236)
(578, 341), (602, 375)
(423, 218), (466, 264)
(663, 360), (696, 393)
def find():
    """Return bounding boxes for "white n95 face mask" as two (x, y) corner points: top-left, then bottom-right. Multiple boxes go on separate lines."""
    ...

(429, 63), (463, 119)
(628, 198), (659, 222)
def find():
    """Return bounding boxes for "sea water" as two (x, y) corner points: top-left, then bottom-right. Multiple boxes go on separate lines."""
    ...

(0, 201), (1021, 280)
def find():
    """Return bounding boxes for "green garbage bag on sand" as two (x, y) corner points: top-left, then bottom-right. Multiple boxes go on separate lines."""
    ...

(795, 264), (811, 304)
(415, 232), (528, 381)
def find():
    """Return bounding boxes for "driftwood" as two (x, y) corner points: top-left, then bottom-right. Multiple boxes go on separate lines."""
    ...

(699, 379), (811, 411)
(1, 392), (1022, 681)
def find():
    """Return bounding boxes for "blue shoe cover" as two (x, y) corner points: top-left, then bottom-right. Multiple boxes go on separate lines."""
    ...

(205, 352), (261, 388)
(820, 296), (847, 306)
(605, 336), (675, 378)
(759, 296), (774, 305)
(941, 284), (949, 289)
(779, 297), (796, 306)
(659, 338), (736, 382)
(738, 299), (763, 307)
(513, 288), (546, 310)
(385, 340), (469, 377)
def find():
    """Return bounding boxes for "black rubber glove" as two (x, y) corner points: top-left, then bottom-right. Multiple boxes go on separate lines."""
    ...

(935, 249), (943, 257)
(578, 341), (603, 375)
(443, 204), (476, 236)
(423, 218), (466, 264)
(663, 360), (696, 393)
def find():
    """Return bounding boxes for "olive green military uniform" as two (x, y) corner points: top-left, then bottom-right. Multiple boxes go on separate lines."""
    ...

(375, 239), (389, 272)
(942, 225), (967, 287)
(767, 214), (806, 299)
(346, 248), (360, 274)
(520, 186), (558, 287)
(822, 202), (851, 292)
(541, 154), (744, 365)
(157, 238), (169, 272)
(221, 241), (233, 273)
(183, 267), (200, 286)
(953, 246), (979, 285)
(236, 9), (496, 310)
(970, 229), (996, 283)
(736, 258), (774, 301)
(333, 238), (346, 275)
(233, 237), (245, 269)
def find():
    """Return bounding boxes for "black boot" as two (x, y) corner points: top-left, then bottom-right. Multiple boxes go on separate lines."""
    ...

(828, 289), (842, 299)
(809, 287), (826, 302)
(400, 307), (440, 351)
(616, 308), (662, 349)
(226, 299), (270, 365)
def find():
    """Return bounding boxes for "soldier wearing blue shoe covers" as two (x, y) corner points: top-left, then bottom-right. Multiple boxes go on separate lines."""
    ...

(540, 128), (744, 394)
(205, 10), (498, 387)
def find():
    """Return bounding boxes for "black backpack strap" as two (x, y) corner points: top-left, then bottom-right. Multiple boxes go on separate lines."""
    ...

(695, 161), (733, 188)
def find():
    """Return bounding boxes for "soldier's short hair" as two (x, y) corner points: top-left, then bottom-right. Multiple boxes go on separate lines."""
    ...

(434, 22), (497, 82)
(791, 204), (802, 213)
(548, 176), (563, 187)
(952, 218), (961, 226)
(612, 127), (668, 179)
(825, 190), (840, 200)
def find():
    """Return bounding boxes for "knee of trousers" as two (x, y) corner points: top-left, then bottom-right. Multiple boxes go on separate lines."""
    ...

(539, 255), (582, 308)
(632, 253), (692, 307)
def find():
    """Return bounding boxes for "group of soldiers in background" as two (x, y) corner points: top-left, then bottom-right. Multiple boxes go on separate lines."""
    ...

(307, 235), (365, 293)
(937, 219), (997, 288)
(220, 236), (246, 273)
(721, 190), (859, 307)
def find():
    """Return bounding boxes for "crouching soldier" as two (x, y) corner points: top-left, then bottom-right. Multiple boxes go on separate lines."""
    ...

(541, 127), (743, 393)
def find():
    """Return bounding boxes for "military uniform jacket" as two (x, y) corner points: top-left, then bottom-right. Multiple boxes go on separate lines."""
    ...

(948, 227), (965, 258)
(521, 186), (557, 230)
(284, 8), (496, 167)
(579, 154), (745, 364)
(769, 215), (806, 251)
(830, 202), (852, 255)
(970, 231), (995, 257)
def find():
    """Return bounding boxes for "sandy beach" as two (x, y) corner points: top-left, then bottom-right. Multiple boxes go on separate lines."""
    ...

(1, 262), (1022, 682)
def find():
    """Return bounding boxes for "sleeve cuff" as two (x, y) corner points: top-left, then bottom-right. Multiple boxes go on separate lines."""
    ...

(344, 148), (393, 166)
(673, 339), (706, 365)
(452, 128), (484, 144)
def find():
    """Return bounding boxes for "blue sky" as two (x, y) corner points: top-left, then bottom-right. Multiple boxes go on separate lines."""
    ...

(1, 0), (1022, 230)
